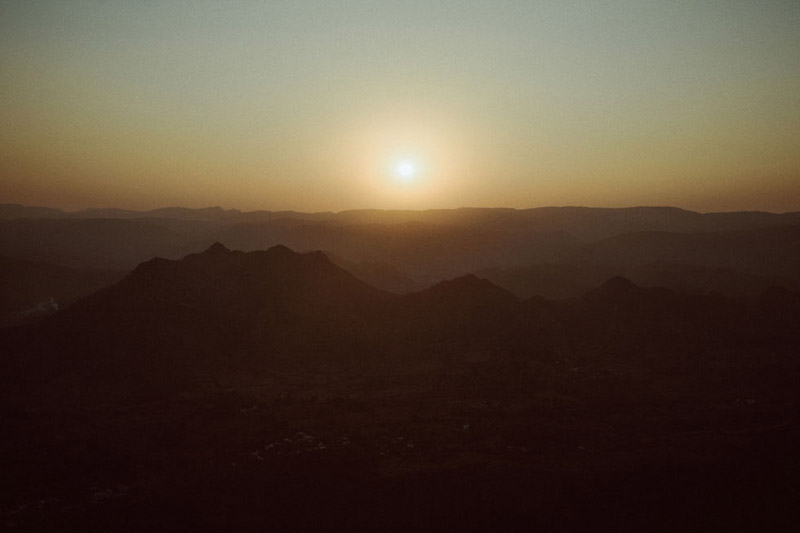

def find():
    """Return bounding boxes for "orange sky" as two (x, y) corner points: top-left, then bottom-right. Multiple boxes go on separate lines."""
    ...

(2, 1), (799, 213)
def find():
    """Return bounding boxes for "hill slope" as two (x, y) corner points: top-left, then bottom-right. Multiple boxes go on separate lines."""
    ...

(2, 244), (800, 531)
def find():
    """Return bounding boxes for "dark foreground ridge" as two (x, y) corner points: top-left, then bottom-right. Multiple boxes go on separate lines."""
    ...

(2, 243), (800, 531)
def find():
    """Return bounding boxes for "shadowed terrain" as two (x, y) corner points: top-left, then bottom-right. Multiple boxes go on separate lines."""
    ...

(2, 240), (799, 531)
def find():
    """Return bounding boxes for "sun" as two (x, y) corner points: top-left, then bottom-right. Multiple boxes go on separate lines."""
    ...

(393, 159), (418, 184)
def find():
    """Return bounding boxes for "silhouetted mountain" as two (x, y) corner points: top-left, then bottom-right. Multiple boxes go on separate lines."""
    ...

(7, 203), (800, 231)
(3, 236), (800, 530)
(5, 243), (797, 384)
(410, 274), (518, 308)
(568, 276), (726, 346)
(220, 219), (546, 280)
(592, 275), (640, 295)
(11, 244), (394, 394)
(481, 260), (798, 300)
(397, 275), (523, 344)
(4, 206), (800, 289)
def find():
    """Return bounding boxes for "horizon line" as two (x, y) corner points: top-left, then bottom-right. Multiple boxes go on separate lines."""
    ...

(3, 202), (799, 217)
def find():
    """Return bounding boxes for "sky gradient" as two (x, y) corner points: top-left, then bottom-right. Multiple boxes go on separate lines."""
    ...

(2, 1), (799, 212)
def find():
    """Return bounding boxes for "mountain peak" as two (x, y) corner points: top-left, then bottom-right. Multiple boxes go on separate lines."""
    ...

(417, 273), (518, 304)
(583, 276), (642, 302)
(429, 274), (491, 292)
(599, 276), (638, 293)
(263, 244), (297, 258)
(204, 242), (230, 254)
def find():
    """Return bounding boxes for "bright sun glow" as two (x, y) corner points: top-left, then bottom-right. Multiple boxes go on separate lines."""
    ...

(339, 108), (470, 207)
(394, 160), (418, 183)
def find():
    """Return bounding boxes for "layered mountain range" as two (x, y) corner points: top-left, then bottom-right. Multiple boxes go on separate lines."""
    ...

(2, 204), (799, 327)
(8, 242), (797, 390)
(2, 239), (799, 530)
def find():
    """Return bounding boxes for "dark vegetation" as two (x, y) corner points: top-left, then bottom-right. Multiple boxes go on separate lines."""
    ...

(1, 205), (800, 531)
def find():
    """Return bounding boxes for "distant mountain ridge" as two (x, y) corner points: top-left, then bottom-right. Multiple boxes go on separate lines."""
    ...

(4, 202), (800, 229)
(2, 203), (799, 302)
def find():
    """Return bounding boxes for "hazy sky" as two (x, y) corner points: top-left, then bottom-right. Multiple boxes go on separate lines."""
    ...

(2, 1), (799, 212)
